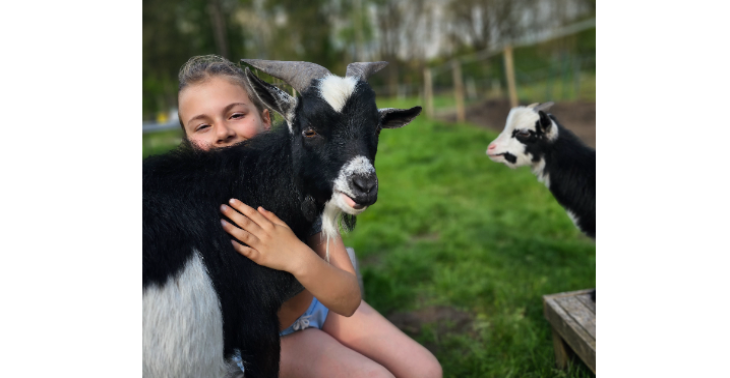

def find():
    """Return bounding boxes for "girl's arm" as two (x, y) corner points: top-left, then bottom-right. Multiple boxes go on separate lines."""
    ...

(220, 199), (361, 317)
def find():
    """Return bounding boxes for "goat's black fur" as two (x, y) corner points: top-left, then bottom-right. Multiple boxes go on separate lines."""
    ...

(535, 112), (596, 301)
(144, 128), (314, 377)
(535, 113), (596, 239)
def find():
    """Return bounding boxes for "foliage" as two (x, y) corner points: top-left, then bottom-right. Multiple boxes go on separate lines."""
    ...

(143, 0), (251, 119)
(143, 0), (595, 119)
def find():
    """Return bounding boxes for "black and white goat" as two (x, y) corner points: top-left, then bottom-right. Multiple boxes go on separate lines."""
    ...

(487, 103), (595, 238)
(486, 103), (595, 298)
(143, 59), (421, 378)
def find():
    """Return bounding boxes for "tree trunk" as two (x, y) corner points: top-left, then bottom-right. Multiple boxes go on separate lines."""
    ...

(208, 0), (228, 58)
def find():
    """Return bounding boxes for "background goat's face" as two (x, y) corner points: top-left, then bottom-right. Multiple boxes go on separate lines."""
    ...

(245, 69), (421, 216)
(487, 104), (557, 169)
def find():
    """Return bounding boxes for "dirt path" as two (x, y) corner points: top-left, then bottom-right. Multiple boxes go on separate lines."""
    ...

(437, 99), (596, 148)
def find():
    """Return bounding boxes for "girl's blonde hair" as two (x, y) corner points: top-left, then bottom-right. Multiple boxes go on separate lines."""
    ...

(177, 55), (269, 131)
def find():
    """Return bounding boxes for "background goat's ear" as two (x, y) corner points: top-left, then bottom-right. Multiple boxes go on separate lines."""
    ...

(243, 68), (298, 129)
(379, 106), (422, 129)
(538, 110), (552, 131)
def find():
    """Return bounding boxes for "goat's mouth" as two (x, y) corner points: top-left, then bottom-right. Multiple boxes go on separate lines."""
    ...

(487, 151), (506, 160)
(487, 151), (518, 165)
(332, 190), (371, 215)
(341, 193), (366, 210)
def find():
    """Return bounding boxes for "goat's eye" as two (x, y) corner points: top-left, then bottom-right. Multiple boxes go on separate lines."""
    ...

(517, 130), (531, 138)
(303, 128), (317, 138)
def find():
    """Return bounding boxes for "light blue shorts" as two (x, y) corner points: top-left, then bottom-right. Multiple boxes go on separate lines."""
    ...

(279, 297), (329, 337)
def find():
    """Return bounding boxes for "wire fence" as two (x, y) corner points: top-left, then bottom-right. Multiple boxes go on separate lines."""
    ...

(370, 18), (596, 120)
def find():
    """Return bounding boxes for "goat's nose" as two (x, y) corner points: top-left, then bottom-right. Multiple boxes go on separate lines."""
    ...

(352, 176), (377, 194)
(488, 143), (496, 150)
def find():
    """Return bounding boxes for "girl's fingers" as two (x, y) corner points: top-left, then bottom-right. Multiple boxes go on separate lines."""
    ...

(221, 219), (259, 246)
(228, 199), (273, 231)
(220, 204), (264, 236)
(258, 207), (288, 227)
(231, 240), (260, 263)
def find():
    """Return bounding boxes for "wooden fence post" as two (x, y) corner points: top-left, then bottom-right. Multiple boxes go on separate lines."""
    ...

(423, 67), (434, 119)
(573, 56), (581, 100)
(452, 60), (465, 122)
(503, 45), (518, 108)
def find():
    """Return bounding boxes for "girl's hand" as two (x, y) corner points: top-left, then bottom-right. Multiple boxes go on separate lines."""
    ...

(220, 198), (308, 273)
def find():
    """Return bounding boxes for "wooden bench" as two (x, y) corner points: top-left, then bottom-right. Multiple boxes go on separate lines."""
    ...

(543, 289), (596, 374)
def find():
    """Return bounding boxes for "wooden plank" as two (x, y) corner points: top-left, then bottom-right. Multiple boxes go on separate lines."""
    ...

(555, 296), (596, 340)
(575, 293), (596, 314)
(551, 328), (572, 370)
(544, 288), (594, 300)
(544, 297), (596, 374)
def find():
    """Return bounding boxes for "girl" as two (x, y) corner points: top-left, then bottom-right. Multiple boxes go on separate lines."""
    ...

(177, 55), (442, 378)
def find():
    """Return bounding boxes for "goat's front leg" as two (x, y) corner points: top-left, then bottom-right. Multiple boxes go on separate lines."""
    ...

(221, 298), (282, 378)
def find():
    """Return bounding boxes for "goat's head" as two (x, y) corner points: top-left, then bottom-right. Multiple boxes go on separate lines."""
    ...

(242, 59), (421, 235)
(486, 102), (557, 169)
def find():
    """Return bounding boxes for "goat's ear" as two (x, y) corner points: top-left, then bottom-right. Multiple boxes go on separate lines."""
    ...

(378, 106), (422, 129)
(537, 110), (552, 132)
(243, 68), (298, 130)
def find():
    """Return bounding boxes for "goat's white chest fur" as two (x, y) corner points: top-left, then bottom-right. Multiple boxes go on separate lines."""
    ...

(143, 251), (240, 378)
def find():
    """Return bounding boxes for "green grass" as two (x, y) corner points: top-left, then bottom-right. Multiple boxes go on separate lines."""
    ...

(142, 100), (595, 377)
(143, 128), (183, 158)
(517, 72), (596, 103)
(344, 99), (595, 377)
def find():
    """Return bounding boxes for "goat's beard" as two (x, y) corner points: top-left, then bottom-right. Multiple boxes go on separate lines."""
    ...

(342, 214), (357, 232)
(320, 200), (359, 262)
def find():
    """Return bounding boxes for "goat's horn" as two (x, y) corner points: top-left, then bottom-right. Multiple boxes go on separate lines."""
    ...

(241, 59), (332, 93)
(345, 61), (389, 81)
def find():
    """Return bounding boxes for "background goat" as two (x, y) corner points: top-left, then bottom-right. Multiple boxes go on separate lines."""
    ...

(143, 59), (421, 378)
(486, 103), (595, 298)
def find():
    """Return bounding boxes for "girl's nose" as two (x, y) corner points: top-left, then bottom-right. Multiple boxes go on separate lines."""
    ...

(215, 123), (237, 144)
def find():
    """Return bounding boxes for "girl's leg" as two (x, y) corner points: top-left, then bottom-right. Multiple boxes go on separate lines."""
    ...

(279, 327), (394, 378)
(323, 300), (442, 378)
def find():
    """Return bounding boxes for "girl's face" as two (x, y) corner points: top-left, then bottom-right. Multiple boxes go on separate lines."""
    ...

(179, 76), (271, 151)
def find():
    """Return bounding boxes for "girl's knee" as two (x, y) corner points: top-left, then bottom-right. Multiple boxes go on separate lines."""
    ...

(412, 353), (442, 378)
(425, 359), (443, 378)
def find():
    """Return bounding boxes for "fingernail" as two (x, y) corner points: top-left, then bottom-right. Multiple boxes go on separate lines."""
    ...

(259, 206), (266, 212)
(220, 204), (228, 212)
(220, 219), (228, 226)
(229, 198), (236, 205)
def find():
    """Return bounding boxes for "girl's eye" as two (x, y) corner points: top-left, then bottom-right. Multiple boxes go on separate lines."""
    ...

(303, 129), (317, 138)
(231, 113), (244, 119)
